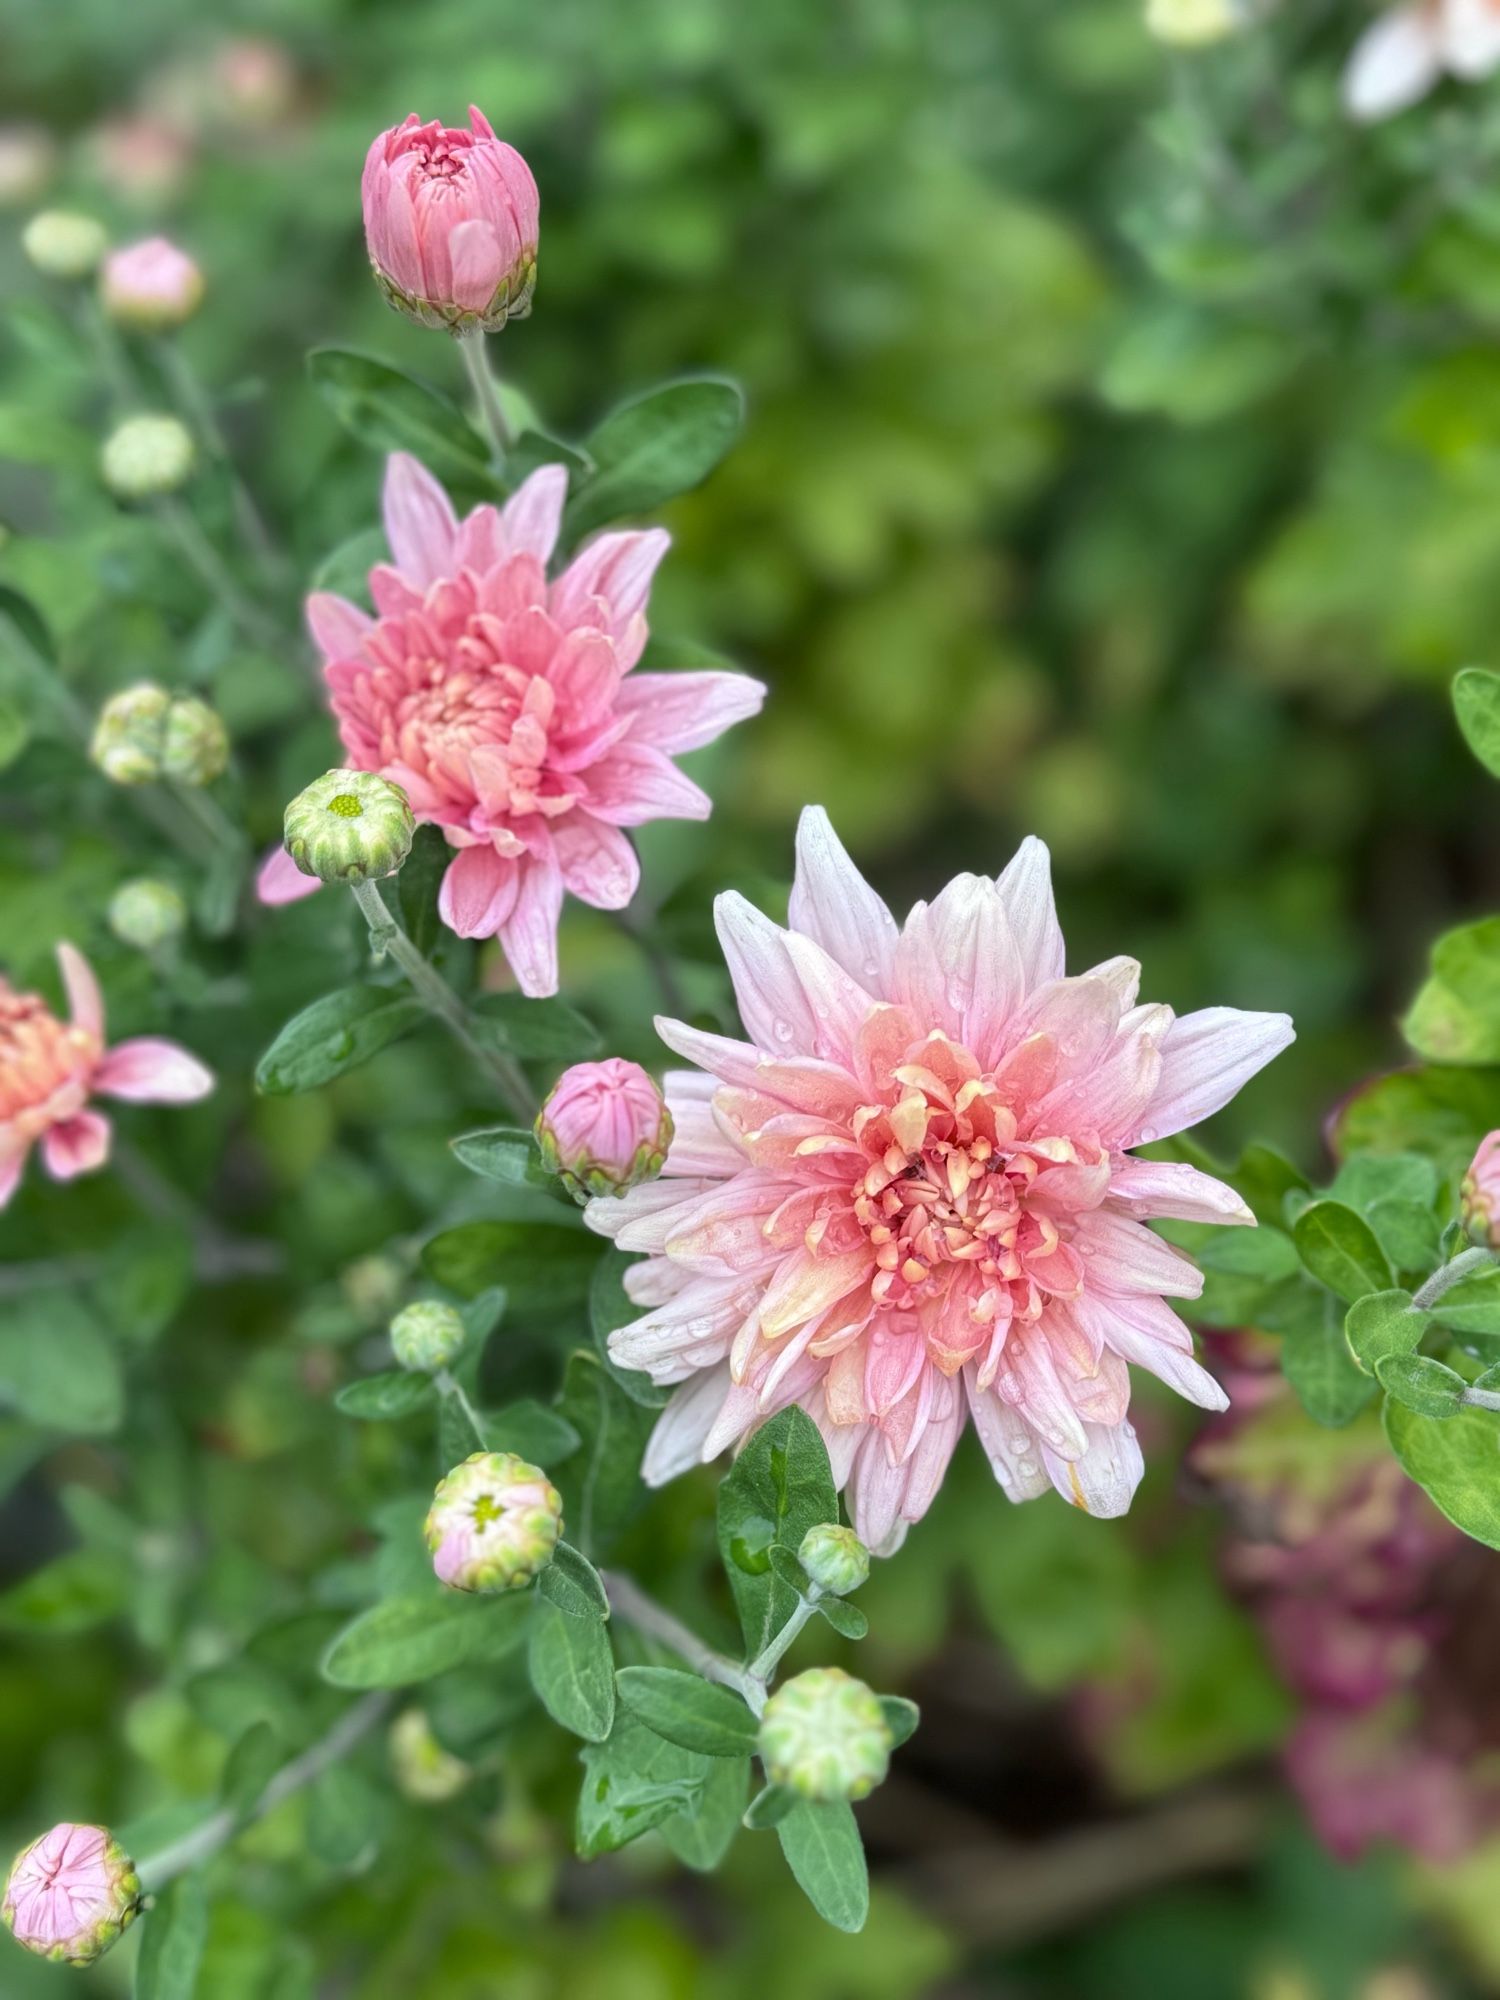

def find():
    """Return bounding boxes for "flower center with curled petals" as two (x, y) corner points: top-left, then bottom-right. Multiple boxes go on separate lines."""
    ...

(0, 986), (98, 1129)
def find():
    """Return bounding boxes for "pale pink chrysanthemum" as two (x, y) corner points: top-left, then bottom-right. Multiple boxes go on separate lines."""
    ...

(1343, 0), (1500, 120)
(258, 454), (765, 996)
(586, 809), (1294, 1552)
(0, 943), (213, 1208)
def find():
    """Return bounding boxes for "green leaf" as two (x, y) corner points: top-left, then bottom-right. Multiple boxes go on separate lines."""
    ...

(1429, 1267), (1500, 1336)
(1292, 1201), (1392, 1304)
(0, 404), (94, 469)
(307, 347), (492, 485)
(322, 1590), (530, 1689)
(588, 1247), (668, 1408)
(1195, 1229), (1300, 1280)
(661, 1753), (749, 1872)
(1376, 1351), (1468, 1419)
(0, 696), (30, 769)
(486, 1399), (582, 1465)
(1403, 918), (1500, 1064)
(334, 1370), (434, 1420)
(306, 1766), (381, 1870)
(0, 1295), (123, 1435)
(1328, 1152), (1439, 1215)
(554, 1350), (657, 1558)
(398, 822), (451, 960)
(878, 1695), (920, 1748)
(450, 1125), (549, 1188)
(133, 1871), (208, 2000)
(1345, 1290), (1427, 1376)
(777, 1800), (869, 1933)
(1281, 1290), (1376, 1427)
(563, 378), (744, 542)
(311, 525), (384, 603)
(744, 1783), (797, 1830)
(818, 1597), (869, 1640)
(220, 1720), (282, 1822)
(422, 1221), (597, 1311)
(538, 1541), (609, 1620)
(528, 1598), (615, 1740)
(255, 986), (425, 1094)
(575, 1714), (706, 1857)
(1384, 1398), (1500, 1548)
(615, 1666), (760, 1756)
(717, 1406), (838, 1655)
(0, 1549), (128, 1633)
(471, 991), (601, 1061)
(1366, 1199), (1442, 1274)
(0, 581), (53, 665)
(1454, 665), (1500, 779)
(1333, 1065), (1500, 1172)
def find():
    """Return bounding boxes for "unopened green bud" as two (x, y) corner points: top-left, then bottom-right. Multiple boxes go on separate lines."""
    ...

(90, 683), (170, 784)
(390, 1299), (466, 1373)
(22, 209), (107, 280)
(389, 1707), (470, 1803)
(425, 1451), (562, 1593)
(798, 1523), (869, 1597)
(108, 877), (187, 950)
(341, 1254), (405, 1322)
(758, 1667), (892, 1803)
(160, 693), (228, 786)
(101, 414), (195, 500)
(283, 768), (414, 886)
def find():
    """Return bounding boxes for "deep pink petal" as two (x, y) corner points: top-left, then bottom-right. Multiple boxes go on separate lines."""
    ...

(258, 845), (324, 906)
(382, 453), (459, 589)
(447, 217), (506, 311)
(498, 857), (565, 997)
(42, 1111), (111, 1181)
(306, 592), (373, 663)
(551, 814), (639, 910)
(438, 844), (520, 938)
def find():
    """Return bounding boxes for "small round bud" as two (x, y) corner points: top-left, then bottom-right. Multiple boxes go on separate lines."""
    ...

(1461, 1132), (1500, 1248)
(101, 413), (196, 500)
(283, 769), (415, 887)
(101, 236), (204, 332)
(390, 1299), (466, 1373)
(90, 682), (171, 784)
(341, 1254), (405, 1322)
(389, 1707), (471, 1803)
(798, 1523), (870, 1598)
(3, 1823), (140, 1966)
(108, 877), (188, 951)
(22, 209), (107, 281)
(0, 127), (58, 210)
(535, 1058), (674, 1203)
(758, 1668), (893, 1803)
(1144, 0), (1249, 44)
(160, 693), (228, 787)
(425, 1451), (562, 1594)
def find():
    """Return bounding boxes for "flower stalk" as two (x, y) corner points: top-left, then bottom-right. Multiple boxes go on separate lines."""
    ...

(458, 331), (513, 467)
(1412, 1245), (1495, 1311)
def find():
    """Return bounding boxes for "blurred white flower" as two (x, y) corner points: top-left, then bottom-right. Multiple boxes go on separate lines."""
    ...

(1344, 0), (1500, 121)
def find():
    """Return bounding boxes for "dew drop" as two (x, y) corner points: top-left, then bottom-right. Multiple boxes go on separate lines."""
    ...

(773, 1019), (794, 1043)
(1015, 1455), (1035, 1478)
(862, 960), (880, 980)
(1136, 1128), (1155, 1146)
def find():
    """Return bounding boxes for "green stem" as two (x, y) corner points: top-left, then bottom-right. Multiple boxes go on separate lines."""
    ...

(1462, 1385), (1500, 1413)
(154, 496), (284, 653)
(602, 1569), (766, 1714)
(347, 878), (535, 1120)
(610, 911), (690, 1019)
(167, 777), (247, 860)
(1413, 1245), (1494, 1311)
(135, 1693), (391, 1891)
(155, 338), (289, 589)
(435, 1367), (488, 1448)
(747, 1589), (823, 1686)
(458, 332), (512, 468)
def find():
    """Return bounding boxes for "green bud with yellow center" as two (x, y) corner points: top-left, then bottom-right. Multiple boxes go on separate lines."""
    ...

(283, 768), (414, 886)
(758, 1667), (893, 1803)
(390, 1300), (467, 1373)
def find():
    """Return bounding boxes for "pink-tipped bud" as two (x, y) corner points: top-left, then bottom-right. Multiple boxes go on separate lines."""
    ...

(535, 1058), (674, 1203)
(3, 1824), (140, 1966)
(362, 106), (537, 334)
(101, 236), (204, 331)
(1461, 1132), (1500, 1247)
(425, 1451), (562, 1593)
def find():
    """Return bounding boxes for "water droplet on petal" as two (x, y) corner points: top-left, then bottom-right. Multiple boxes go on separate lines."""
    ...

(773, 1019), (794, 1043)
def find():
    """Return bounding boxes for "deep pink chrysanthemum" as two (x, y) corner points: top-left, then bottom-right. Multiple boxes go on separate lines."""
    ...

(586, 809), (1294, 1551)
(258, 453), (765, 996)
(0, 943), (213, 1209)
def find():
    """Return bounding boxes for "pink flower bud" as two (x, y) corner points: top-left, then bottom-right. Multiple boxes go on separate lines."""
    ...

(535, 1058), (674, 1202)
(3, 1824), (140, 1965)
(1462, 1131), (1500, 1247)
(425, 1451), (562, 1593)
(101, 236), (204, 331)
(362, 106), (537, 334)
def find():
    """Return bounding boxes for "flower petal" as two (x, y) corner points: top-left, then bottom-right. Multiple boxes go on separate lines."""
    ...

(257, 845), (323, 906)
(382, 452), (459, 589)
(94, 1038), (214, 1103)
(583, 742), (711, 825)
(551, 814), (639, 911)
(41, 1110), (111, 1181)
(306, 591), (373, 663)
(995, 835), (1065, 994)
(1106, 1158), (1254, 1226)
(612, 670), (766, 753)
(497, 463), (569, 566)
(1132, 1006), (1295, 1143)
(1042, 1419), (1144, 1517)
(56, 943), (104, 1040)
(787, 805), (900, 997)
(438, 844), (520, 938)
(1343, 7), (1443, 118)
(642, 1366), (734, 1483)
(498, 856), (565, 997)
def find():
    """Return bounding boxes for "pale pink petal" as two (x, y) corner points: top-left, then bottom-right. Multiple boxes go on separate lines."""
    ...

(0, 1149), (27, 1209)
(438, 843), (520, 938)
(642, 1366), (734, 1483)
(56, 943), (103, 1040)
(843, 1426), (910, 1553)
(1343, 7), (1443, 117)
(549, 528), (671, 635)
(498, 856), (565, 998)
(1131, 1006), (1296, 1143)
(1042, 1419), (1144, 1518)
(1073, 1210), (1205, 1299)
(382, 453), (459, 589)
(306, 592), (373, 663)
(447, 217), (506, 311)
(497, 464), (569, 566)
(787, 805), (900, 997)
(552, 814), (639, 910)
(258, 845), (324, 906)
(994, 836), (1064, 994)
(1106, 1158), (1254, 1226)
(964, 1370), (1050, 1502)
(612, 671), (767, 753)
(94, 1037), (214, 1103)
(1443, 0), (1500, 76)
(714, 893), (819, 1054)
(584, 742), (711, 825)
(41, 1111), (111, 1181)
(1088, 1295), (1229, 1412)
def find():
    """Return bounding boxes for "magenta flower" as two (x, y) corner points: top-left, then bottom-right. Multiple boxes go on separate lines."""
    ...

(536, 1056), (674, 1200)
(0, 942), (213, 1208)
(362, 106), (538, 332)
(3, 1823), (140, 1965)
(259, 454), (765, 996)
(586, 809), (1293, 1551)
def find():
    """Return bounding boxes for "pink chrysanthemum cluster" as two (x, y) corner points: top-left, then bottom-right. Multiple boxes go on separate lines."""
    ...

(260, 454), (764, 996)
(0, 943), (213, 1209)
(587, 809), (1294, 1550)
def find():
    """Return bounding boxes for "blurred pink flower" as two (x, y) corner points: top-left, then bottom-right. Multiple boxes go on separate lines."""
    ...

(3, 1823), (139, 1965)
(84, 116), (193, 203)
(1343, 0), (1500, 120)
(536, 1056), (673, 1200)
(0, 943), (213, 1208)
(363, 106), (538, 331)
(586, 809), (1293, 1550)
(101, 236), (204, 331)
(1461, 1129), (1500, 1246)
(259, 454), (764, 996)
